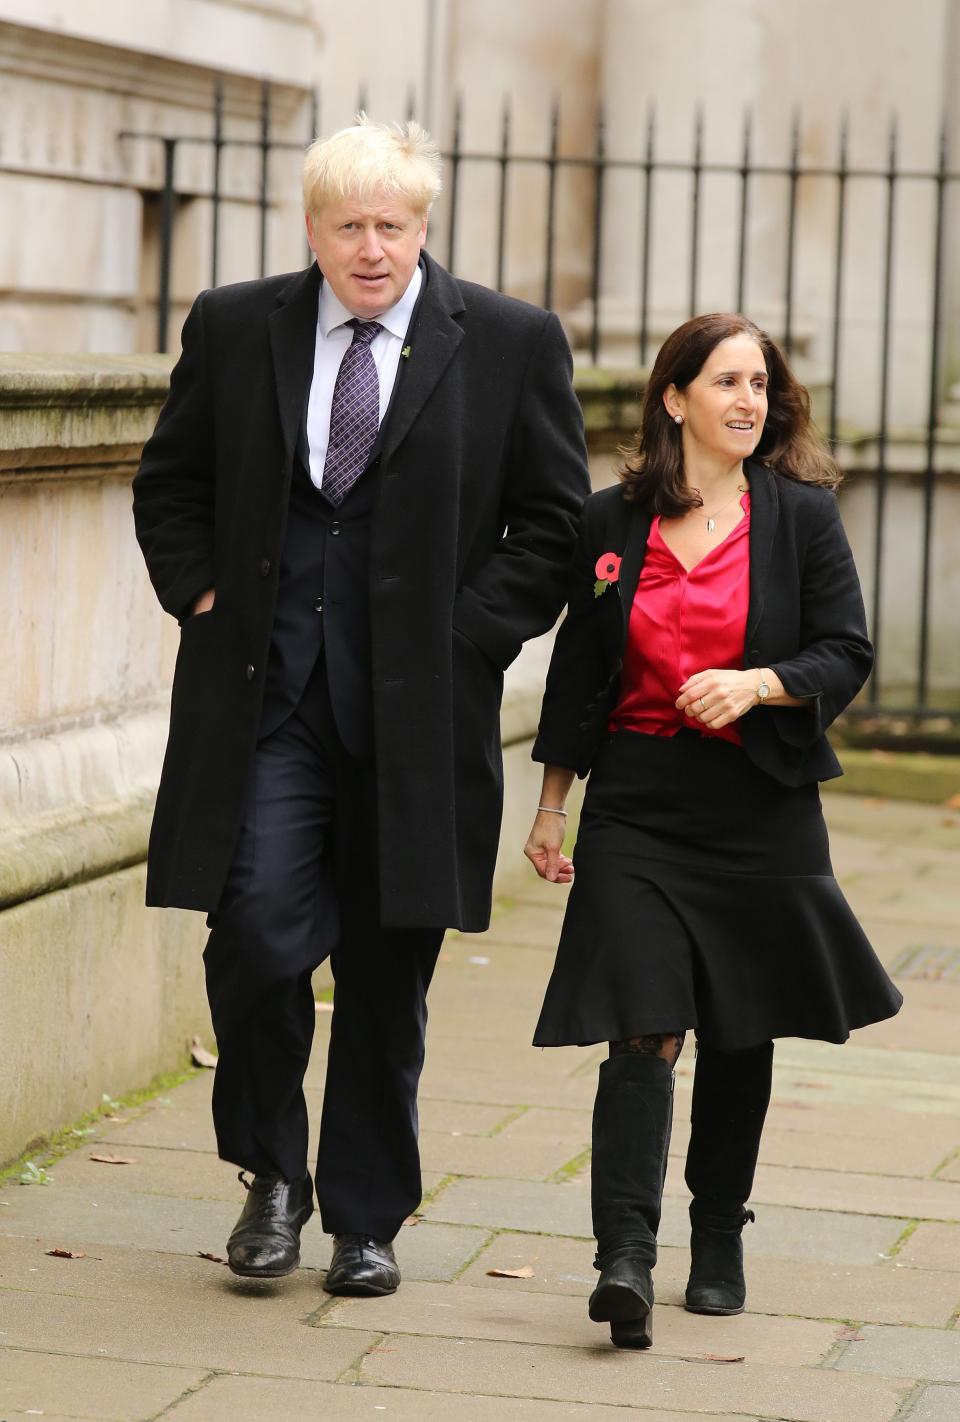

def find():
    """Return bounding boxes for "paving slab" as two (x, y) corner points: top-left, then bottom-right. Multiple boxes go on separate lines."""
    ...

(425, 1176), (906, 1264)
(1, 1198), (484, 1282)
(418, 1099), (519, 1135)
(359, 1333), (911, 1421)
(0, 1185), (238, 1260)
(834, 1324), (960, 1381)
(319, 1278), (839, 1366)
(456, 1230), (960, 1327)
(747, 1162), (960, 1221)
(47, 1142), (248, 1202)
(937, 1155), (960, 1183)
(752, 1122), (955, 1178)
(763, 1096), (958, 1143)
(773, 1040), (960, 1091)
(0, 1284), (378, 1380)
(854, 1001), (960, 1056)
(161, 1373), (756, 1422)
(418, 1127), (584, 1180)
(422, 1174), (592, 1237)
(417, 1065), (599, 1111)
(500, 1106), (593, 1142)
(903, 1384), (960, 1421)
(0, 1230), (322, 1302)
(897, 1223), (960, 1273)
(0, 1348), (209, 1421)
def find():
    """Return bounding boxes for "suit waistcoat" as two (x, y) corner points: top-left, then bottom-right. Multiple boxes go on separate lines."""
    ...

(259, 455), (378, 756)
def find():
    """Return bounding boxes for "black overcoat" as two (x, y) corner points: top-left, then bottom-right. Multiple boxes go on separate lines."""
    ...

(133, 254), (590, 929)
(533, 461), (873, 784)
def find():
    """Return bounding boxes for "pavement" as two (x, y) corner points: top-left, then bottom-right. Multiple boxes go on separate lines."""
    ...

(2, 791), (959, 1422)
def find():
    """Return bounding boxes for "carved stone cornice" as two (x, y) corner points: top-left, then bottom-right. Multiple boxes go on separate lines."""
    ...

(0, 20), (311, 123)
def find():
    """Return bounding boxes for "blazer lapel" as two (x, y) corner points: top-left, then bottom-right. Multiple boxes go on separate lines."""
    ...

(377, 252), (465, 464)
(746, 460), (778, 645)
(268, 263), (321, 468)
(618, 499), (653, 644)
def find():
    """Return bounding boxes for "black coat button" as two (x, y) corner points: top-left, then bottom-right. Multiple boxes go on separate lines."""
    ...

(260, 559), (271, 577)
(245, 664), (255, 681)
(330, 522), (341, 536)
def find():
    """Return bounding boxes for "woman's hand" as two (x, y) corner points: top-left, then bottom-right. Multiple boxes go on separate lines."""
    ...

(524, 810), (575, 884)
(191, 587), (216, 616)
(676, 668), (762, 729)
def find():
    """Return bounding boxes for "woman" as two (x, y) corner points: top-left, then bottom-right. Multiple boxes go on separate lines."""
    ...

(524, 313), (902, 1351)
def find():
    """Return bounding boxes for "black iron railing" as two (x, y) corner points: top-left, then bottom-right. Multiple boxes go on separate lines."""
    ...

(112, 84), (959, 719)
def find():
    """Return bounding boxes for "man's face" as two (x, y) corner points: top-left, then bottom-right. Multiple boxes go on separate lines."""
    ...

(306, 190), (428, 318)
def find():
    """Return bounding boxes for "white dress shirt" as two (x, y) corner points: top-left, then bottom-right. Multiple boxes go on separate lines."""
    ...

(306, 264), (422, 491)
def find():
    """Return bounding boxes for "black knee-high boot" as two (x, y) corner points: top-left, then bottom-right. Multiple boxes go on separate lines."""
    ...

(684, 1040), (773, 1315)
(589, 1053), (675, 1349)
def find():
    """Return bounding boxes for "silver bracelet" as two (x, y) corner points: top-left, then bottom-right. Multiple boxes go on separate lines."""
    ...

(537, 805), (567, 816)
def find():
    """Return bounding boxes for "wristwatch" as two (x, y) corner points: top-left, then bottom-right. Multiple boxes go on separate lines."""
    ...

(756, 671), (770, 704)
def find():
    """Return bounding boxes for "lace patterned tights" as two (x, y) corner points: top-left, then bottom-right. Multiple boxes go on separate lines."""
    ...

(609, 1032), (687, 1068)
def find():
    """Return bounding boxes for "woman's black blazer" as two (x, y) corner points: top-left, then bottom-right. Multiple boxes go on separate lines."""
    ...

(532, 460), (873, 787)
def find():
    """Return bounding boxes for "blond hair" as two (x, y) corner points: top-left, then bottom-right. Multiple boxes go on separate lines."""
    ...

(303, 114), (443, 219)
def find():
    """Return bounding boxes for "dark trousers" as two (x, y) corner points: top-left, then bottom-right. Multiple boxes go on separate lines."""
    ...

(203, 659), (443, 1240)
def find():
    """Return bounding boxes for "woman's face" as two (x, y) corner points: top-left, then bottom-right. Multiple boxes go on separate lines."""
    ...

(666, 334), (769, 465)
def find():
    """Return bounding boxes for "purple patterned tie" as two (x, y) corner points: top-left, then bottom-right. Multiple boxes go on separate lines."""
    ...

(322, 319), (383, 505)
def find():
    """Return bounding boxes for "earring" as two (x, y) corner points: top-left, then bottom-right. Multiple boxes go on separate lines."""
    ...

(674, 414), (683, 425)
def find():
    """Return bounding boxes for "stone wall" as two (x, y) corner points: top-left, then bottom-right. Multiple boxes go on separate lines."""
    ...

(0, 355), (210, 1167)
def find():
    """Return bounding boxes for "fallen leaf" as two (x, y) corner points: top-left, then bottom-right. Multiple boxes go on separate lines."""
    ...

(402, 1214), (421, 1227)
(45, 1247), (86, 1259)
(89, 1153), (137, 1166)
(943, 793), (960, 811)
(941, 818), (958, 829)
(197, 1251), (229, 1266)
(314, 1001), (334, 1014)
(835, 1324), (866, 1341)
(681, 1353), (745, 1364)
(190, 1035), (218, 1068)
(102, 1114), (128, 1123)
(486, 1265), (534, 1279)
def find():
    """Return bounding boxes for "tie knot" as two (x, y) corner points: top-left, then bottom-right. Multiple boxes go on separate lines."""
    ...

(348, 319), (382, 347)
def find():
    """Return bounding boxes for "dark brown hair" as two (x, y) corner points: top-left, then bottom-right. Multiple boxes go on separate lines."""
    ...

(619, 312), (840, 513)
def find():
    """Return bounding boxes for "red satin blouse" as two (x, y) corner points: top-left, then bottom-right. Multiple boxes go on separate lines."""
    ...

(609, 494), (751, 747)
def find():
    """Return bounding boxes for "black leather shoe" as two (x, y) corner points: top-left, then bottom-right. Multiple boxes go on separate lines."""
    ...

(226, 1171), (314, 1278)
(323, 1234), (400, 1297)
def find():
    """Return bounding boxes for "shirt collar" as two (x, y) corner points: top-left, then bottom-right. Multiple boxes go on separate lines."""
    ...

(318, 263), (422, 340)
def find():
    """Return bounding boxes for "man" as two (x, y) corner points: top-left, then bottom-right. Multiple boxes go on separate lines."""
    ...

(133, 117), (589, 1297)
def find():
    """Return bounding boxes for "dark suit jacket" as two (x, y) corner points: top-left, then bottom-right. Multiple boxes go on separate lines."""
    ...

(133, 254), (590, 929)
(532, 461), (873, 786)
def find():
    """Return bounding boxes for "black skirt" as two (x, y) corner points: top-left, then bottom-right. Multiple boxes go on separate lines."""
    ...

(533, 730), (902, 1051)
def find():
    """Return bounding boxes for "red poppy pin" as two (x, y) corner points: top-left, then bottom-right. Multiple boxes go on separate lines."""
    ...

(594, 552), (622, 598)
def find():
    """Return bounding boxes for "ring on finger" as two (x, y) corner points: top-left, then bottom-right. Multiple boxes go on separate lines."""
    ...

(698, 696), (707, 711)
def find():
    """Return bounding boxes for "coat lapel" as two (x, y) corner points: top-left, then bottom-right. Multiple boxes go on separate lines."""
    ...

(617, 499), (653, 643)
(377, 252), (465, 464)
(745, 460), (778, 645)
(267, 263), (321, 468)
